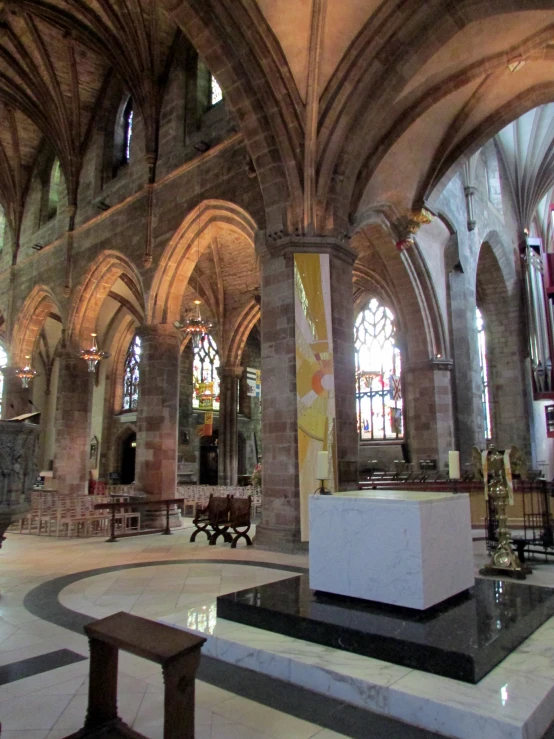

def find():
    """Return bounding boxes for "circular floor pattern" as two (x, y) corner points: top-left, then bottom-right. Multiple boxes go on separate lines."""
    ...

(23, 558), (307, 634)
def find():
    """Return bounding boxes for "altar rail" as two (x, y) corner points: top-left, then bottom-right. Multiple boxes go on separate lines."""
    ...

(362, 478), (554, 559)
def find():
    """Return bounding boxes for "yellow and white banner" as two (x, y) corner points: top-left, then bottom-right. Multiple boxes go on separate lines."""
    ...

(294, 253), (337, 541)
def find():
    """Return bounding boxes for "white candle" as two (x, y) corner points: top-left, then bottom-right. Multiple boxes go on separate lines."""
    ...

(317, 450), (329, 480)
(448, 451), (460, 480)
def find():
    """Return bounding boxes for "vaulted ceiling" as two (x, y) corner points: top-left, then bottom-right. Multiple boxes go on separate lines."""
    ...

(1, 0), (554, 243)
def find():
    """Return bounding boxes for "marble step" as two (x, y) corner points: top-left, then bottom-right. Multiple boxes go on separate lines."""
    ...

(161, 612), (554, 739)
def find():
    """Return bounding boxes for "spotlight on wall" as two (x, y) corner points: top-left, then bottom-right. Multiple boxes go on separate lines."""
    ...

(97, 200), (110, 212)
(32, 243), (43, 251)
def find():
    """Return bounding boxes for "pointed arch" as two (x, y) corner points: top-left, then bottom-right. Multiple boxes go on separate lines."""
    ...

(226, 300), (260, 367)
(148, 199), (257, 325)
(67, 251), (145, 346)
(11, 285), (63, 366)
(159, 0), (303, 234)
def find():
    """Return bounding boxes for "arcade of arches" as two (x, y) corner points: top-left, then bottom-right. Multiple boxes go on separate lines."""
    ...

(1, 1), (554, 552)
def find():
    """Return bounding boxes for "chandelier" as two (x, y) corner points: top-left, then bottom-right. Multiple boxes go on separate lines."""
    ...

(176, 300), (213, 349)
(174, 202), (213, 349)
(15, 356), (38, 388)
(79, 333), (110, 373)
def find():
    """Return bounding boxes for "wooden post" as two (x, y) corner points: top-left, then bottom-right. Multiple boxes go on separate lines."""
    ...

(85, 638), (119, 729)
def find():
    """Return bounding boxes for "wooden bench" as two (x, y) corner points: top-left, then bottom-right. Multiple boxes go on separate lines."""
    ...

(190, 494), (253, 548)
(67, 611), (206, 739)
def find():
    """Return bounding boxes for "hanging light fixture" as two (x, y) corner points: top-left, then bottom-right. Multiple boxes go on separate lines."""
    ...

(79, 333), (110, 373)
(14, 356), (38, 388)
(174, 204), (213, 349)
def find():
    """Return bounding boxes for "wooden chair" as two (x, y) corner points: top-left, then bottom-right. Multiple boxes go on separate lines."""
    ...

(228, 496), (253, 548)
(190, 495), (230, 543)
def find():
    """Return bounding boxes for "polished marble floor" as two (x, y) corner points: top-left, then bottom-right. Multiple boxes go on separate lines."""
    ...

(1, 523), (554, 739)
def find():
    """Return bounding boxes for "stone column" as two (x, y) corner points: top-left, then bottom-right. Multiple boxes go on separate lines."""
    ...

(218, 366), (242, 486)
(254, 237), (359, 553)
(403, 359), (455, 473)
(449, 271), (484, 466)
(1, 371), (31, 419)
(53, 351), (92, 495)
(135, 324), (180, 507)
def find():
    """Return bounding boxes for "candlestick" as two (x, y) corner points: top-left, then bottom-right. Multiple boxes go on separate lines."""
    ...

(448, 450), (460, 480)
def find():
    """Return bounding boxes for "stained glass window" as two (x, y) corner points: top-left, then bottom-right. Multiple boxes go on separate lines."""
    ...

(192, 334), (220, 411)
(354, 299), (403, 440)
(0, 346), (8, 418)
(210, 75), (223, 106)
(476, 307), (492, 439)
(124, 99), (133, 162)
(0, 345), (7, 418)
(122, 335), (141, 411)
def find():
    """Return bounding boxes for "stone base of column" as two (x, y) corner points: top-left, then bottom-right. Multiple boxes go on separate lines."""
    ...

(141, 506), (182, 531)
(254, 524), (308, 554)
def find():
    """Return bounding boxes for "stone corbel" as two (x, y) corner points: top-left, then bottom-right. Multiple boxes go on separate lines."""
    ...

(395, 208), (434, 251)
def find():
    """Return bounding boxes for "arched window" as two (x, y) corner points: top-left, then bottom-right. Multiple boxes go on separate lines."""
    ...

(47, 159), (61, 220)
(476, 307), (492, 439)
(0, 345), (7, 418)
(122, 334), (141, 411)
(192, 334), (220, 411)
(113, 97), (134, 174)
(354, 299), (403, 440)
(123, 98), (134, 162)
(210, 75), (223, 106)
(0, 207), (5, 254)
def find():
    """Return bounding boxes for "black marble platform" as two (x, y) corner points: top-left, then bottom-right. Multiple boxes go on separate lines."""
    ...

(217, 575), (554, 683)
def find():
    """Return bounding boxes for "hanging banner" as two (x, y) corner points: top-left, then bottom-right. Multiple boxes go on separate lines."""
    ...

(246, 367), (261, 397)
(294, 253), (337, 541)
(195, 381), (214, 410)
(196, 411), (213, 437)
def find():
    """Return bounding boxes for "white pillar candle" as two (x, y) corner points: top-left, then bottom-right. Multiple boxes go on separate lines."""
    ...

(448, 451), (460, 480)
(317, 450), (329, 480)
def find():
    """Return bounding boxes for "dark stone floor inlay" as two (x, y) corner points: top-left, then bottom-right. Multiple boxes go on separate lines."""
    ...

(217, 574), (554, 683)
(0, 648), (86, 686)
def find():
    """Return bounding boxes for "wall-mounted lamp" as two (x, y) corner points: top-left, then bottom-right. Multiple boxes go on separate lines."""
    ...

(32, 243), (43, 251)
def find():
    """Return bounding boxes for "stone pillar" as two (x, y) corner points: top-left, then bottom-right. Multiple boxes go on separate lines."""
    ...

(53, 351), (92, 495)
(254, 237), (359, 553)
(403, 359), (455, 473)
(449, 271), (484, 466)
(218, 366), (242, 486)
(1, 371), (31, 419)
(135, 324), (180, 505)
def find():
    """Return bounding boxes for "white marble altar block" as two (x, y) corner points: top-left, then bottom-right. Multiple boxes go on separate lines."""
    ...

(309, 490), (474, 610)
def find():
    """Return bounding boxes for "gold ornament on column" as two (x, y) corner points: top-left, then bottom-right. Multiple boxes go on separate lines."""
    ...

(79, 333), (110, 373)
(14, 356), (38, 388)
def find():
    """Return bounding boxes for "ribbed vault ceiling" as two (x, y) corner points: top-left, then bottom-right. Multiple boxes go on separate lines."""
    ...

(0, 0), (554, 243)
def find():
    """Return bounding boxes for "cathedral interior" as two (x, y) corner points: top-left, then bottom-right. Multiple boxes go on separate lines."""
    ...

(2, 1), (554, 738)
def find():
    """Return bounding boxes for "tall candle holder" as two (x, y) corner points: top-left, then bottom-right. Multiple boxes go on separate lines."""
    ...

(477, 445), (531, 580)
